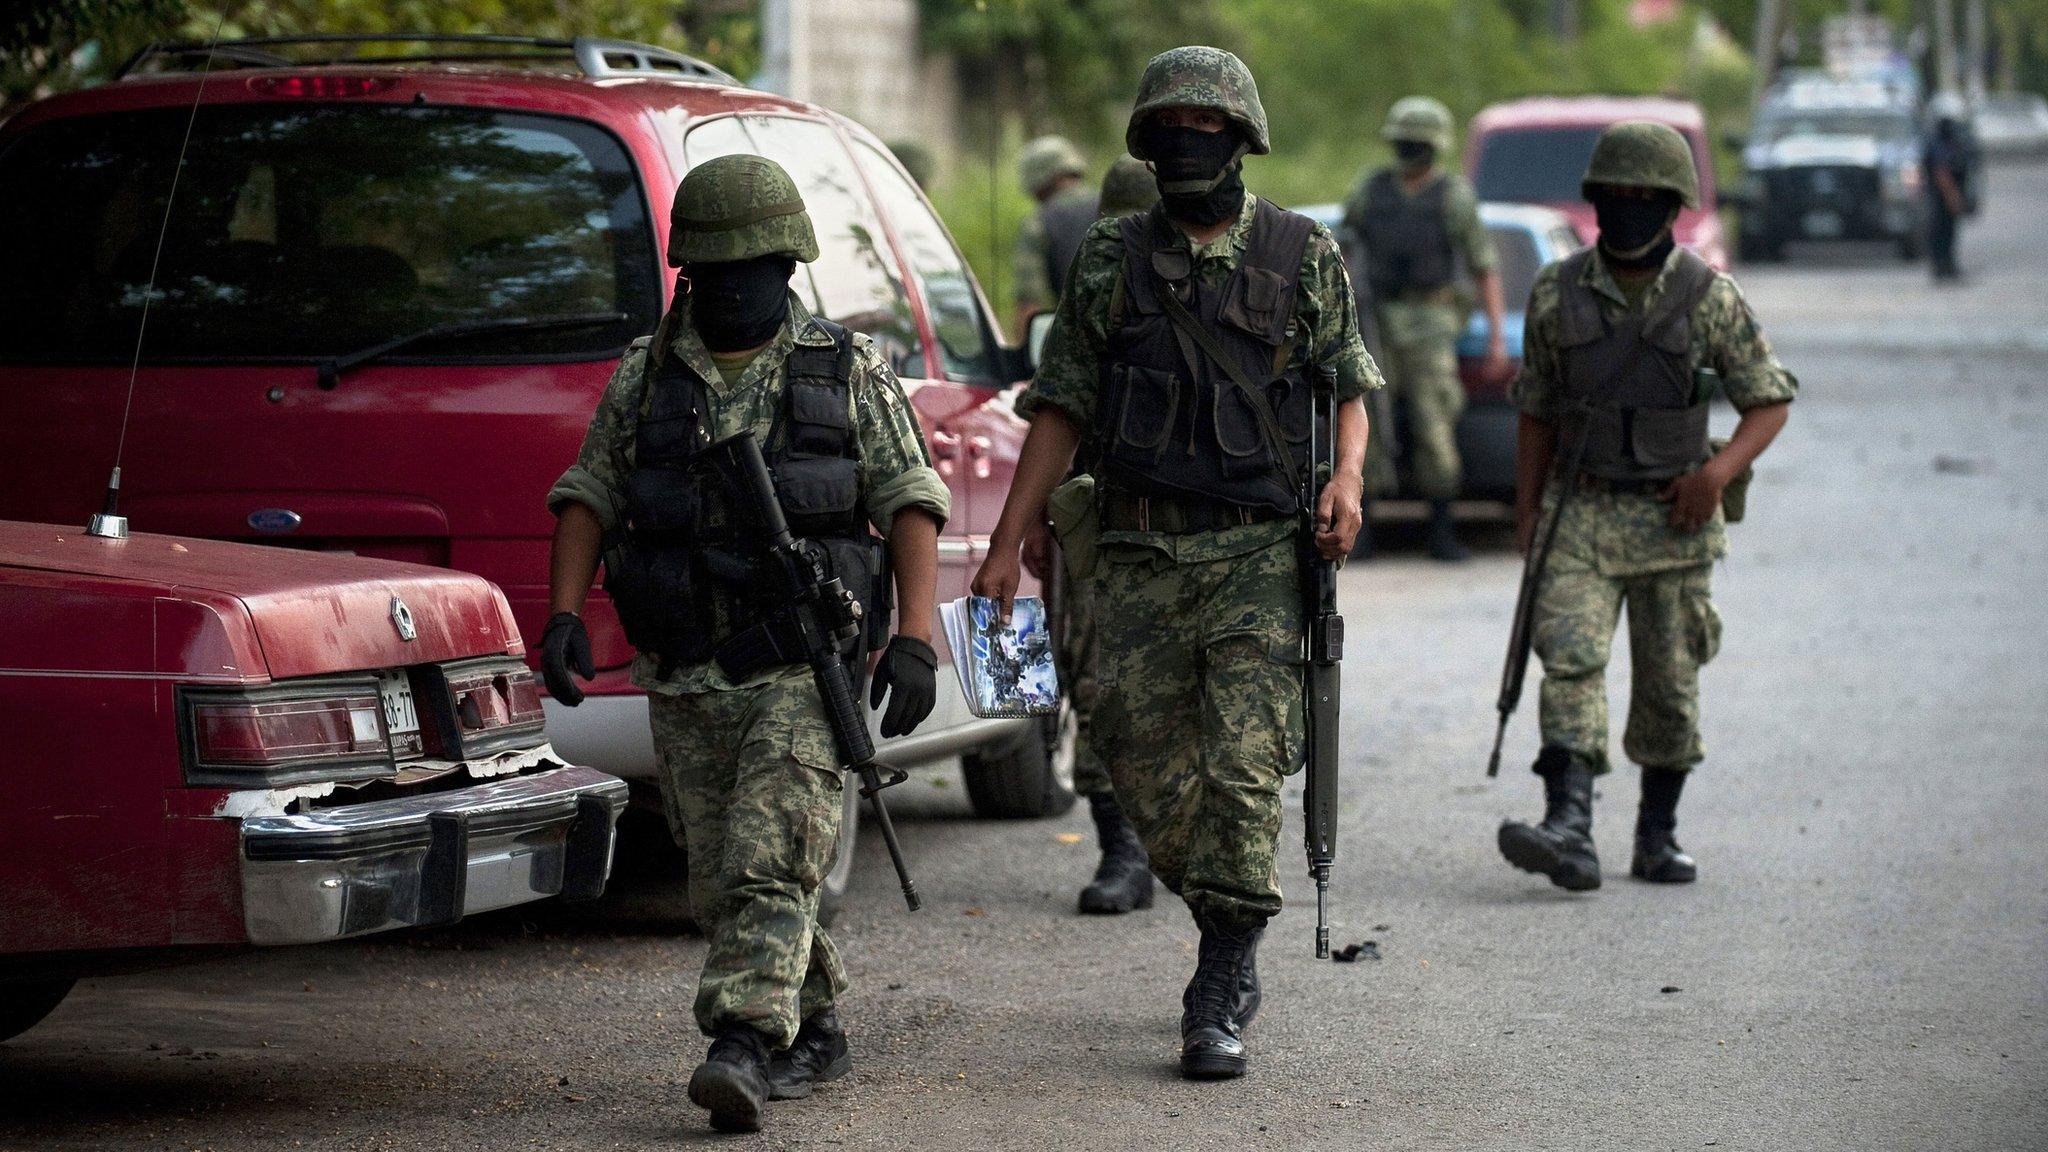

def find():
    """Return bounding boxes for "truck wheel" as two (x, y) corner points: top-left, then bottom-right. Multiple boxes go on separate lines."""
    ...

(0, 979), (74, 1043)
(962, 705), (1078, 819)
(817, 785), (860, 927)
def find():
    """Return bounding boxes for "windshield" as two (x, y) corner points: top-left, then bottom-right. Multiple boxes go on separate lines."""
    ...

(1472, 126), (1605, 203)
(1486, 225), (1545, 306)
(1757, 111), (1914, 142)
(0, 104), (659, 361)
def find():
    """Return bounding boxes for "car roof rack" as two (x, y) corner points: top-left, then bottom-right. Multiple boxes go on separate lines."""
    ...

(116, 33), (739, 85)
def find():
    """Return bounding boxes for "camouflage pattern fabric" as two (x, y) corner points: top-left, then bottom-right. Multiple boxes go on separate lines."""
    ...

(1019, 193), (1381, 565)
(1342, 169), (1494, 499)
(1052, 570), (1109, 796)
(1091, 535), (1304, 926)
(1018, 135), (1087, 197)
(1126, 46), (1272, 157)
(1515, 244), (1793, 776)
(1012, 183), (1099, 312)
(649, 680), (848, 1048)
(547, 293), (951, 694)
(1581, 119), (1700, 209)
(668, 154), (820, 266)
(1382, 95), (1455, 151)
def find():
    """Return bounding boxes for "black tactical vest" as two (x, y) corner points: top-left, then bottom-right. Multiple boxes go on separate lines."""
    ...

(1356, 170), (1454, 300)
(1039, 193), (1099, 299)
(1554, 248), (1719, 482)
(1095, 198), (1315, 515)
(603, 317), (890, 670)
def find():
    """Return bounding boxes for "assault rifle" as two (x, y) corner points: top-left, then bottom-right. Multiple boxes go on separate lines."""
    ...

(705, 431), (921, 911)
(1302, 369), (1344, 960)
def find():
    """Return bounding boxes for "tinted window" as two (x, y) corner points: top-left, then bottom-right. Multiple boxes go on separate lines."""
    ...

(1473, 127), (1606, 203)
(1485, 224), (1545, 307)
(685, 116), (920, 372)
(0, 105), (658, 361)
(853, 140), (1000, 382)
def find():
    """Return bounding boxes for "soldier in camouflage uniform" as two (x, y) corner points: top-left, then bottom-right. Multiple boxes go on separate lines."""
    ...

(1026, 153), (1164, 916)
(541, 155), (949, 1133)
(975, 47), (1379, 1081)
(1498, 122), (1793, 892)
(1012, 135), (1097, 332)
(1341, 96), (1508, 561)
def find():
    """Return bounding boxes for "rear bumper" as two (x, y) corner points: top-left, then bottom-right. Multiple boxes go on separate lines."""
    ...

(239, 765), (629, 945)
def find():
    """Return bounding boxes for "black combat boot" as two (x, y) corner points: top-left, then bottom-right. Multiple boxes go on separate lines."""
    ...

(1631, 767), (1698, 883)
(1234, 926), (1263, 1027)
(1077, 793), (1155, 914)
(687, 1027), (772, 1133)
(1426, 500), (1470, 562)
(1180, 916), (1263, 1080)
(765, 1009), (852, 1100)
(1497, 746), (1601, 891)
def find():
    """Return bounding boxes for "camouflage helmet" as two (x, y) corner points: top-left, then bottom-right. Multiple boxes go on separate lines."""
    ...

(1018, 135), (1087, 197)
(1382, 95), (1454, 152)
(667, 154), (819, 267)
(1581, 120), (1700, 210)
(1125, 45), (1271, 159)
(1098, 155), (1161, 217)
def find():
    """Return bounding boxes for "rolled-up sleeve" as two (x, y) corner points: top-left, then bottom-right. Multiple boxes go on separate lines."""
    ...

(546, 343), (647, 532)
(1510, 264), (1565, 421)
(1701, 278), (1798, 410)
(850, 337), (951, 534)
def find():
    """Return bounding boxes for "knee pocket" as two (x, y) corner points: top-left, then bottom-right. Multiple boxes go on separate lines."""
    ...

(1687, 594), (1723, 666)
(729, 724), (845, 892)
(1208, 634), (1305, 778)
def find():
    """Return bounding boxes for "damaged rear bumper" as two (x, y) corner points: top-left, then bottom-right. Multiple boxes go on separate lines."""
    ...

(239, 764), (629, 945)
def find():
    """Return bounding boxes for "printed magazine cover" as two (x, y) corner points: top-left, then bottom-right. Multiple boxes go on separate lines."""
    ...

(939, 596), (1061, 719)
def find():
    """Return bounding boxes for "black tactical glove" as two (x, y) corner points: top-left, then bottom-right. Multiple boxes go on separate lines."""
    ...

(868, 635), (938, 738)
(540, 611), (595, 707)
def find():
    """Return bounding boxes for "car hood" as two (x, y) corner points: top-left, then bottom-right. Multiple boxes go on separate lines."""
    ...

(0, 521), (520, 679)
(1754, 134), (1885, 168)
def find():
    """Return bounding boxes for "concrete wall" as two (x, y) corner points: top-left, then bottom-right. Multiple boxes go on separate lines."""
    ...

(761, 0), (958, 168)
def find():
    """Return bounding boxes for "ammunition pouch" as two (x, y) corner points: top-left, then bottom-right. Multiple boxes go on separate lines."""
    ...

(1047, 473), (1100, 581)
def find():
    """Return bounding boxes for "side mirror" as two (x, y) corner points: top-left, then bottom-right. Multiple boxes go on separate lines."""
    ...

(1024, 311), (1056, 376)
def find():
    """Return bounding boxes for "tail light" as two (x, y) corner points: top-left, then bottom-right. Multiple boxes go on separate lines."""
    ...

(417, 657), (548, 760)
(181, 677), (397, 786)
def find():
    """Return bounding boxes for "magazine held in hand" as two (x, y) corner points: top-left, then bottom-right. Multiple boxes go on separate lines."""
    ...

(939, 596), (1061, 719)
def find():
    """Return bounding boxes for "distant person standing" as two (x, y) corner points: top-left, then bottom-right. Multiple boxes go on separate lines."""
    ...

(1341, 96), (1509, 561)
(1013, 135), (1097, 331)
(1924, 110), (1970, 282)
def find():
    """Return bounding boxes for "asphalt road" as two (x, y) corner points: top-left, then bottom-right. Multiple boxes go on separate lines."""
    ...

(5, 165), (2046, 1152)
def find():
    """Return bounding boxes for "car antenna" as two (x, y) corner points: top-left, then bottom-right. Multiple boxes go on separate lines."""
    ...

(86, 13), (229, 541)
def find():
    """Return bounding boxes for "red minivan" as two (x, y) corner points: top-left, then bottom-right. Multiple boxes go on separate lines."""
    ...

(0, 36), (1069, 864)
(1465, 95), (1728, 271)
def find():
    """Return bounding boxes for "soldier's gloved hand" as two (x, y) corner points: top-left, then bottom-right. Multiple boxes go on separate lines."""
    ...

(869, 635), (938, 738)
(540, 611), (595, 707)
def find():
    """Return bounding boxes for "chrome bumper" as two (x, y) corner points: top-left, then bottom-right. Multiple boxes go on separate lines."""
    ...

(239, 765), (630, 945)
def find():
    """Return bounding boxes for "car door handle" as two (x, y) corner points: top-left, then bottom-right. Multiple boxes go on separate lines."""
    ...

(967, 435), (993, 478)
(931, 430), (963, 477)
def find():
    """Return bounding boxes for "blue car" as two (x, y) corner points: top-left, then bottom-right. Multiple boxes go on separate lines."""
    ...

(1297, 199), (1582, 502)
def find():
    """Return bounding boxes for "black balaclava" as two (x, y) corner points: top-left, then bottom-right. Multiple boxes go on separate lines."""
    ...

(1138, 120), (1247, 227)
(1393, 139), (1436, 172)
(1591, 189), (1680, 272)
(681, 256), (795, 352)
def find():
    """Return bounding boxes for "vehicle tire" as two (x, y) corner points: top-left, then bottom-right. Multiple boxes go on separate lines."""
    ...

(1895, 231), (1924, 261)
(0, 979), (74, 1043)
(962, 703), (1078, 819)
(816, 785), (860, 927)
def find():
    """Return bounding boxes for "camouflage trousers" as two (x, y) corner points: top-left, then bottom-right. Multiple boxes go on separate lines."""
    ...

(649, 679), (847, 1050)
(1050, 566), (1109, 797)
(1092, 535), (1305, 928)
(1534, 559), (1722, 776)
(1367, 306), (1467, 501)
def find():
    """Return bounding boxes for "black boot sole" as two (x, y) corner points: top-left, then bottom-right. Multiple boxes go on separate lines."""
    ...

(1630, 858), (1698, 883)
(1180, 1049), (1247, 1080)
(1498, 822), (1601, 891)
(1078, 876), (1155, 914)
(688, 1062), (767, 1133)
(765, 1050), (852, 1100)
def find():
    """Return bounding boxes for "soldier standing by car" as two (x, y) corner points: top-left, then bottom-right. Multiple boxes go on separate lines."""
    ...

(1012, 135), (1098, 333)
(1497, 122), (1793, 892)
(975, 46), (1377, 1081)
(540, 155), (949, 1134)
(1023, 154), (1163, 917)
(1341, 96), (1509, 562)
(1924, 108), (1971, 282)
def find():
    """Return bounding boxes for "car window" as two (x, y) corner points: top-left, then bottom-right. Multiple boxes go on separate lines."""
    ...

(1483, 224), (1544, 307)
(1473, 127), (1605, 203)
(684, 115), (920, 373)
(852, 139), (1001, 383)
(1758, 111), (1915, 142)
(0, 105), (659, 361)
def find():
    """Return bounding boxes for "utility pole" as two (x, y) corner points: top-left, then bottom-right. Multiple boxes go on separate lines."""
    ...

(1932, 0), (1960, 94)
(1964, 0), (1987, 99)
(1750, 0), (1783, 113)
(1550, 0), (1579, 42)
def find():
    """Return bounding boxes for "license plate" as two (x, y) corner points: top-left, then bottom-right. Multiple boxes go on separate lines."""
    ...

(376, 671), (423, 758)
(1803, 210), (1843, 238)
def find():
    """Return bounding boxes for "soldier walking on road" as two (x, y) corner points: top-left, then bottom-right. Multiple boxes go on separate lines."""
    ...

(540, 155), (950, 1133)
(1013, 135), (1098, 333)
(975, 46), (1378, 1080)
(1023, 154), (1163, 917)
(1497, 122), (1793, 891)
(1341, 96), (1509, 562)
